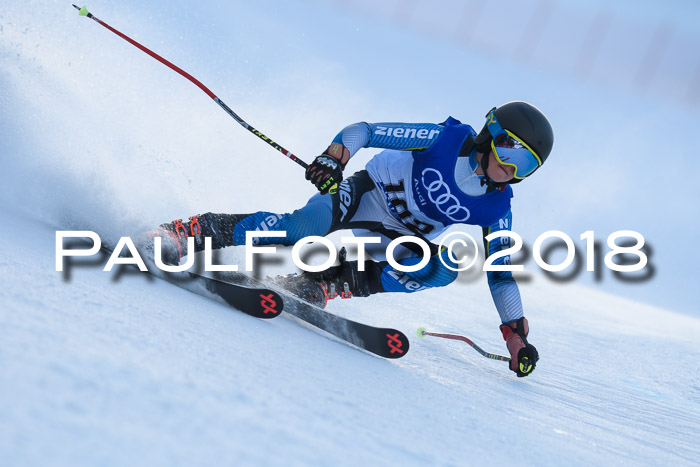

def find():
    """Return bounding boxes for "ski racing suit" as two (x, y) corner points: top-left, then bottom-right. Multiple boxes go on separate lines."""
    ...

(173, 117), (524, 325)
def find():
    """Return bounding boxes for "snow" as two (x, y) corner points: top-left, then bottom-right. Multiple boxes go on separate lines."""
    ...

(1, 1), (700, 466)
(2, 207), (699, 466)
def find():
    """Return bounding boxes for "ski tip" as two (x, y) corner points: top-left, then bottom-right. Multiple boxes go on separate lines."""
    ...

(384, 330), (410, 358)
(416, 327), (427, 338)
(76, 5), (89, 16)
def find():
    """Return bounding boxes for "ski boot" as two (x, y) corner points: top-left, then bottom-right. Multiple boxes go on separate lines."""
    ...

(272, 248), (377, 308)
(150, 212), (251, 265)
(271, 273), (333, 308)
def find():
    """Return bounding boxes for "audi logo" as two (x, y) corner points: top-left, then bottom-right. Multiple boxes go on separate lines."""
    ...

(421, 168), (471, 222)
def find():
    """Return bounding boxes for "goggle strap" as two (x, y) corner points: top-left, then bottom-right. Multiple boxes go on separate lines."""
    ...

(486, 109), (504, 137)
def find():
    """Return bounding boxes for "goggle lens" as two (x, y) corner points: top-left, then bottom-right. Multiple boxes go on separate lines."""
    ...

(491, 134), (541, 179)
(486, 109), (542, 179)
(494, 133), (526, 150)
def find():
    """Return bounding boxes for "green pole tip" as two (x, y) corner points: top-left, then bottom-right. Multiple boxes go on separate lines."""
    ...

(416, 327), (427, 338)
(79, 6), (89, 16)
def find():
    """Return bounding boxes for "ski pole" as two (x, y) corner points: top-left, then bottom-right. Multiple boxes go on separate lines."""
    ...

(416, 327), (510, 362)
(71, 5), (309, 170)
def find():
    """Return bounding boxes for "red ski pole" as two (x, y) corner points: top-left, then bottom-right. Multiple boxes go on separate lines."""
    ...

(416, 327), (510, 362)
(72, 5), (309, 170)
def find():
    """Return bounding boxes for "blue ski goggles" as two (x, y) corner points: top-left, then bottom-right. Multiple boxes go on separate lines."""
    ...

(486, 108), (542, 179)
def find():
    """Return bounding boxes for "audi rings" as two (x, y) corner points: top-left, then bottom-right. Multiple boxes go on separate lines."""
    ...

(421, 168), (471, 222)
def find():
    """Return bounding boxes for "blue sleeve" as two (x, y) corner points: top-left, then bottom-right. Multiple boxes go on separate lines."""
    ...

(482, 210), (524, 324)
(331, 122), (443, 158)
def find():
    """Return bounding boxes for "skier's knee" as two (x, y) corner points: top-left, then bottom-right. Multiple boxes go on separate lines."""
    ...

(420, 248), (460, 287)
(404, 254), (458, 289)
(380, 251), (458, 293)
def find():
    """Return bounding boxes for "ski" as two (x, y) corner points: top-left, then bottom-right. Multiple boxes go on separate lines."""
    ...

(282, 292), (410, 359)
(186, 273), (283, 319)
(198, 273), (410, 359)
(104, 240), (405, 355)
(102, 245), (283, 319)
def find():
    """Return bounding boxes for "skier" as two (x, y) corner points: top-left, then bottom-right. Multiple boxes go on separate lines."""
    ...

(154, 101), (553, 377)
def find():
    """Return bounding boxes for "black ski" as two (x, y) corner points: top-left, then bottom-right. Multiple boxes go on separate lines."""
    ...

(104, 242), (405, 354)
(187, 273), (283, 319)
(102, 245), (283, 319)
(198, 273), (410, 359)
(281, 293), (410, 359)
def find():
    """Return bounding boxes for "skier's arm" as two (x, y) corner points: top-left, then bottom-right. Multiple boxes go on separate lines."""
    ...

(483, 211), (539, 377)
(331, 122), (444, 158)
(481, 210), (524, 324)
(306, 121), (443, 193)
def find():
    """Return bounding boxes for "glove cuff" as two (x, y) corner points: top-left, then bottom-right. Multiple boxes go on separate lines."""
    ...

(500, 317), (529, 342)
(500, 317), (537, 376)
(323, 143), (351, 167)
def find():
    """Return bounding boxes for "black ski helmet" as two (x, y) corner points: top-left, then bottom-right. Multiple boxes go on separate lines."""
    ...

(474, 101), (554, 185)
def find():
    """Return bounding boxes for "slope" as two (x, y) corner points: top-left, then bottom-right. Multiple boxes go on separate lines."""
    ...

(1, 207), (699, 466)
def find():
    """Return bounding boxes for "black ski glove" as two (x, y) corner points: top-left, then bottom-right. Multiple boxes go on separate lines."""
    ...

(306, 143), (350, 195)
(500, 317), (539, 377)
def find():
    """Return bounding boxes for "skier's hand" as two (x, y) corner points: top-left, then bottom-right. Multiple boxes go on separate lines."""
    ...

(306, 143), (350, 195)
(500, 317), (539, 377)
